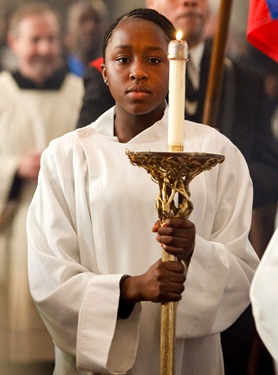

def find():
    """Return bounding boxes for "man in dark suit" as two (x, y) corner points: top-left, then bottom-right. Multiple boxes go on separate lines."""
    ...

(76, 2), (278, 371)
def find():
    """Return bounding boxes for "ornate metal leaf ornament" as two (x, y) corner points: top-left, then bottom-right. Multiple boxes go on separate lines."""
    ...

(126, 150), (225, 221)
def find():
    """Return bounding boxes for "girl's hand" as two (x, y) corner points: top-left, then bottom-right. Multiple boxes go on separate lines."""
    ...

(152, 217), (195, 266)
(121, 259), (185, 304)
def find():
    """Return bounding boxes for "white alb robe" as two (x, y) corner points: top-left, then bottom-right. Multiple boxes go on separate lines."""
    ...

(0, 71), (83, 362)
(27, 106), (259, 374)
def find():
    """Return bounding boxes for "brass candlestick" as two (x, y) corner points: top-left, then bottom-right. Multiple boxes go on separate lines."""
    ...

(126, 150), (225, 375)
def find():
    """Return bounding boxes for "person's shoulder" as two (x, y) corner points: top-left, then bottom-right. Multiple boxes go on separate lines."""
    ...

(186, 121), (250, 175)
(187, 120), (240, 153)
(0, 71), (19, 105)
(59, 72), (84, 104)
(76, 124), (95, 139)
(43, 125), (93, 162)
(0, 70), (10, 78)
(187, 120), (223, 138)
(63, 72), (84, 90)
(231, 59), (264, 86)
(0, 70), (14, 85)
(49, 127), (78, 146)
(53, 124), (94, 145)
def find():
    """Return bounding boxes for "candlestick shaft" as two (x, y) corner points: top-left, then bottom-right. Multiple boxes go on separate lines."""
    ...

(160, 248), (177, 375)
(160, 302), (176, 375)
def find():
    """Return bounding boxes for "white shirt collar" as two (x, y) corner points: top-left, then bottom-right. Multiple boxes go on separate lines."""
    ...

(189, 42), (205, 70)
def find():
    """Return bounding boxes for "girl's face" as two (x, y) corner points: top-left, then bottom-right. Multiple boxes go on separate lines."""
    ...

(102, 18), (169, 118)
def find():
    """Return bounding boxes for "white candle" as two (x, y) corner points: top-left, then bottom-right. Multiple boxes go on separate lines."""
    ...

(167, 31), (188, 151)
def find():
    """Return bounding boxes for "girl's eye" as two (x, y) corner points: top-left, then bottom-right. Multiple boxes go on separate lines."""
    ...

(117, 57), (130, 64)
(149, 58), (161, 64)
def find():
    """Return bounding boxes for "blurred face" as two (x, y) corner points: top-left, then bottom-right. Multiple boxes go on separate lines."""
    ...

(264, 73), (278, 100)
(146, 0), (210, 47)
(102, 18), (169, 119)
(67, 3), (103, 62)
(9, 12), (61, 84)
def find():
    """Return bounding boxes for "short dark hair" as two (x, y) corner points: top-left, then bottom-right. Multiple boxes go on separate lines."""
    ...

(101, 8), (176, 60)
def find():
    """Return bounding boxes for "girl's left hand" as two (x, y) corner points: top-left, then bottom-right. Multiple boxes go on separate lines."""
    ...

(152, 218), (196, 266)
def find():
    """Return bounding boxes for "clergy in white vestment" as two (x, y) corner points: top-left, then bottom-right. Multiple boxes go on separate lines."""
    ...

(0, 3), (83, 364)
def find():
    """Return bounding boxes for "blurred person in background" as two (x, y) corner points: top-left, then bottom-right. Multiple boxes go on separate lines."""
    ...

(0, 2), (83, 372)
(64, 0), (108, 77)
(235, 45), (278, 261)
(0, 7), (17, 72)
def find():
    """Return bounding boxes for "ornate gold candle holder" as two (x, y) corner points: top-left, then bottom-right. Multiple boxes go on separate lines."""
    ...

(126, 150), (225, 375)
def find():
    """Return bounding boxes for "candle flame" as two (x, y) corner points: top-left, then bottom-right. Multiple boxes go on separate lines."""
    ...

(176, 30), (183, 41)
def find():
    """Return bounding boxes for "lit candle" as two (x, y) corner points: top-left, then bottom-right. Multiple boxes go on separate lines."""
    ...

(167, 31), (188, 152)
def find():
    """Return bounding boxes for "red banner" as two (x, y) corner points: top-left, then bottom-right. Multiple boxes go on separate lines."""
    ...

(247, 0), (278, 62)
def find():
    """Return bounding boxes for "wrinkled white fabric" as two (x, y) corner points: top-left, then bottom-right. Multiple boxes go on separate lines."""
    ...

(0, 71), (83, 361)
(27, 106), (259, 374)
(251, 227), (278, 363)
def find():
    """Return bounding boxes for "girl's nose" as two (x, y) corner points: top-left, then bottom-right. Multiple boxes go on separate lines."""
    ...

(129, 62), (148, 81)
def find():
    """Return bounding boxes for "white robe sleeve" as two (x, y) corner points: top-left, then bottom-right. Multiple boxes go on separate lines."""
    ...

(27, 139), (141, 374)
(176, 133), (259, 337)
(250, 228), (278, 363)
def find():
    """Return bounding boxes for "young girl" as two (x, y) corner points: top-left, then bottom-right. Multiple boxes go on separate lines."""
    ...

(27, 8), (258, 375)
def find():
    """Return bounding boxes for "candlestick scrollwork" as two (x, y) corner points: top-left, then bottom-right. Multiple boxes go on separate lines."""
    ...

(126, 151), (224, 221)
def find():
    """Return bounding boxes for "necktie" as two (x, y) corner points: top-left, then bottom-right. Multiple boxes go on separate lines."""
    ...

(186, 72), (199, 102)
(186, 57), (199, 102)
(185, 57), (199, 117)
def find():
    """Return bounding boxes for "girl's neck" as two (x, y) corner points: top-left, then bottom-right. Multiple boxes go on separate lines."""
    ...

(113, 102), (166, 143)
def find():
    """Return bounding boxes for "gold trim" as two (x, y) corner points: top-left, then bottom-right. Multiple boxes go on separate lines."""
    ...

(167, 145), (184, 152)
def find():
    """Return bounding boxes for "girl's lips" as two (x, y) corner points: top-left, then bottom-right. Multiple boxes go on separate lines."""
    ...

(126, 85), (151, 99)
(127, 85), (150, 93)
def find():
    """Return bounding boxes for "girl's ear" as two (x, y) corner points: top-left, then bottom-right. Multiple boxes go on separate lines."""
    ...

(101, 64), (107, 82)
